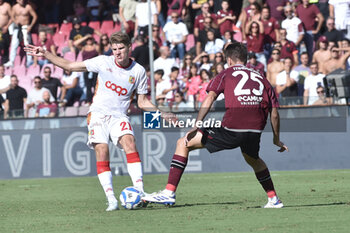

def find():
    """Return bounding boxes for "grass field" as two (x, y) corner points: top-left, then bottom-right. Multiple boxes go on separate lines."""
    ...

(1, 169), (350, 233)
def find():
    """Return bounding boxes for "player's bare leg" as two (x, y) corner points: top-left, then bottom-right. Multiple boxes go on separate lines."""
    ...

(242, 152), (283, 208)
(94, 143), (119, 211)
(119, 134), (144, 193)
(142, 129), (204, 205)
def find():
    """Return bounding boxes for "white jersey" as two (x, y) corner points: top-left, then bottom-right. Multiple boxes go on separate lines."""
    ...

(84, 56), (148, 117)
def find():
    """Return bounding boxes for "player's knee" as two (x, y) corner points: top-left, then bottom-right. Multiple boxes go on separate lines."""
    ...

(120, 135), (137, 152)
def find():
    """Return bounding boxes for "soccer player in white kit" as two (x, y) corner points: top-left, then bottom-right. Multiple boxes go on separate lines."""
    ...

(25, 32), (171, 211)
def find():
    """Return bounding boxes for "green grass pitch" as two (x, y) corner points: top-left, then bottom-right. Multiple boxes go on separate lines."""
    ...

(1, 170), (350, 233)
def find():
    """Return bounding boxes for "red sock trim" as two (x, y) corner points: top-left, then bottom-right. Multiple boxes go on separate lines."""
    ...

(166, 184), (177, 192)
(267, 191), (276, 198)
(126, 152), (141, 163)
(96, 161), (110, 174)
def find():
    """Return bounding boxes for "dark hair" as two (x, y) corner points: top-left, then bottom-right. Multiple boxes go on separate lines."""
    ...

(171, 66), (179, 72)
(154, 69), (164, 76)
(310, 62), (318, 67)
(224, 42), (247, 64)
(34, 76), (41, 80)
(300, 51), (308, 57)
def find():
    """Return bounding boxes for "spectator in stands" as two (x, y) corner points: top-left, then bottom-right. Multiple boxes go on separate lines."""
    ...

(312, 36), (331, 74)
(41, 66), (64, 103)
(245, 20), (266, 69)
(295, 0), (324, 64)
(323, 17), (344, 47)
(134, 0), (158, 38)
(223, 30), (234, 44)
(312, 86), (332, 105)
(246, 52), (265, 76)
(329, 0), (350, 39)
(267, 48), (284, 87)
(98, 34), (112, 55)
(293, 52), (311, 96)
(4, 0), (37, 68)
(237, 0), (260, 40)
(323, 45), (350, 75)
(264, 0), (288, 22)
(35, 90), (58, 117)
(151, 24), (163, 50)
(60, 70), (84, 107)
(261, 6), (280, 61)
(193, 52), (212, 72)
(131, 35), (149, 68)
(0, 0), (11, 65)
(217, 0), (235, 37)
(172, 91), (191, 112)
(276, 57), (299, 102)
(164, 66), (180, 103)
(185, 63), (201, 107)
(191, 0), (214, 17)
(303, 62), (325, 105)
(162, 12), (188, 62)
(166, 0), (187, 23)
(196, 16), (221, 56)
(4, 75), (27, 119)
(118, 0), (138, 38)
(279, 28), (299, 66)
(155, 69), (170, 108)
(204, 29), (224, 61)
(68, 17), (101, 55)
(179, 53), (193, 80)
(66, 0), (88, 23)
(213, 52), (226, 67)
(33, 30), (56, 68)
(340, 38), (350, 69)
(193, 2), (218, 40)
(26, 76), (55, 118)
(82, 37), (99, 106)
(87, 0), (108, 22)
(153, 0), (165, 28)
(213, 62), (225, 76)
(0, 65), (10, 100)
(281, 5), (304, 56)
(154, 46), (177, 80)
(196, 69), (211, 105)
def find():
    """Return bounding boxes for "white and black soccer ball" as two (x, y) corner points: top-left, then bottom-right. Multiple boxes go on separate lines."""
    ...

(119, 186), (142, 210)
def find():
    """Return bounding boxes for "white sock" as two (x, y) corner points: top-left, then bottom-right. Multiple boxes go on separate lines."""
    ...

(97, 171), (117, 202)
(127, 162), (144, 192)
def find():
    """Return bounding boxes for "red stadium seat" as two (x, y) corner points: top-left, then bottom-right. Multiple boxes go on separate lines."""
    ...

(76, 51), (83, 62)
(100, 20), (114, 35)
(4, 67), (12, 76)
(53, 66), (64, 79)
(186, 34), (195, 51)
(52, 33), (66, 46)
(113, 22), (121, 34)
(59, 22), (72, 38)
(47, 23), (59, 34)
(12, 65), (26, 77)
(63, 51), (76, 61)
(26, 65), (40, 79)
(31, 33), (38, 44)
(88, 21), (100, 31)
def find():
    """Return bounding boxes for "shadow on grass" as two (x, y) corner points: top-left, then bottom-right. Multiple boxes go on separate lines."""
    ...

(247, 202), (349, 209)
(143, 201), (243, 210)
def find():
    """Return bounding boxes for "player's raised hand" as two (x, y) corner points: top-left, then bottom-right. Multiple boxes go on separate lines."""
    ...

(24, 44), (45, 57)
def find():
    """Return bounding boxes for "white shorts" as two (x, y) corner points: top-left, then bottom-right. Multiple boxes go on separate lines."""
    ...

(87, 112), (134, 149)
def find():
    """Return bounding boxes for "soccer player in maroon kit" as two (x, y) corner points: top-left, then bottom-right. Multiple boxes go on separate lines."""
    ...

(143, 42), (289, 208)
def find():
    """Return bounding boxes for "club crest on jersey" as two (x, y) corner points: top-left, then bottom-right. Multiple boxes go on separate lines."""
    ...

(129, 76), (135, 84)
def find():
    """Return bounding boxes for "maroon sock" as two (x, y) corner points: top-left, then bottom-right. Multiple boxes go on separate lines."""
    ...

(166, 154), (188, 192)
(255, 168), (276, 198)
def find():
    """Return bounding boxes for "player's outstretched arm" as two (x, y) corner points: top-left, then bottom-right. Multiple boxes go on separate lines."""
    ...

(24, 45), (87, 72)
(270, 107), (288, 152)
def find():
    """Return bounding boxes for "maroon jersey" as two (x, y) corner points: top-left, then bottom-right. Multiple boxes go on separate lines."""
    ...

(262, 17), (279, 43)
(194, 13), (217, 31)
(296, 4), (320, 31)
(246, 33), (265, 53)
(217, 9), (234, 35)
(207, 64), (279, 132)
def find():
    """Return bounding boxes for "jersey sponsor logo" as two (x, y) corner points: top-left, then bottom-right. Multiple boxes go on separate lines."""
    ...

(129, 76), (135, 84)
(105, 81), (128, 96)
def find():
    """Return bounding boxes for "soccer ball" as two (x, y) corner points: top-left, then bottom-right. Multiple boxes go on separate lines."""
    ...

(119, 186), (142, 210)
